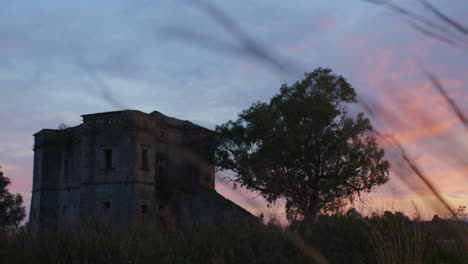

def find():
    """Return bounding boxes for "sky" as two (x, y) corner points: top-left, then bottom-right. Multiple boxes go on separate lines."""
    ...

(1, 0), (468, 222)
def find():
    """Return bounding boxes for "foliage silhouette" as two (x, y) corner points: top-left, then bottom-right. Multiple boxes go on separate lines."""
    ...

(215, 68), (390, 220)
(0, 165), (26, 228)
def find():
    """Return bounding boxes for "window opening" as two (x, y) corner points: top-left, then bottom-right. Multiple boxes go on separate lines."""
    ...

(158, 163), (164, 178)
(141, 149), (149, 170)
(104, 149), (112, 169)
(141, 204), (148, 214)
(155, 158), (166, 184)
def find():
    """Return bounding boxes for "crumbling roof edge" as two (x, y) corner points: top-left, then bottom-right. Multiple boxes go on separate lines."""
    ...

(36, 109), (214, 134)
(33, 126), (80, 137)
(81, 109), (142, 118)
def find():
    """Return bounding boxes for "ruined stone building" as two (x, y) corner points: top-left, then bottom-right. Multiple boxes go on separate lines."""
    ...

(29, 110), (252, 232)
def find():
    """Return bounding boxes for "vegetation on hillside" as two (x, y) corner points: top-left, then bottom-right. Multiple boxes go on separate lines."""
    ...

(0, 211), (466, 264)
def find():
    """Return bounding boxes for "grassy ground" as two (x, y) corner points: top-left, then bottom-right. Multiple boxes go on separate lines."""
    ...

(1, 212), (467, 264)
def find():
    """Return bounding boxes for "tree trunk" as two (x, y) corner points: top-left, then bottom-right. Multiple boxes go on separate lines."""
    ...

(304, 199), (320, 222)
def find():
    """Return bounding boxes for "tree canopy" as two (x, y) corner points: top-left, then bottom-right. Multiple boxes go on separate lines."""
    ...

(0, 165), (26, 228)
(215, 68), (390, 220)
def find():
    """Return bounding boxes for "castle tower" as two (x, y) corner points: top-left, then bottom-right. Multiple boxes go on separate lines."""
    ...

(29, 110), (217, 232)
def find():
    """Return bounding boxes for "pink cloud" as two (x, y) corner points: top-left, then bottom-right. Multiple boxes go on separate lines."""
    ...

(316, 16), (336, 33)
(337, 24), (468, 219)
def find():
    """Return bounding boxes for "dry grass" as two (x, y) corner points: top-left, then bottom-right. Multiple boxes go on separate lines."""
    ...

(1, 212), (467, 264)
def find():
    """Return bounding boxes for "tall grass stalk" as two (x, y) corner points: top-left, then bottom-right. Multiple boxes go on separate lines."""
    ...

(369, 218), (427, 264)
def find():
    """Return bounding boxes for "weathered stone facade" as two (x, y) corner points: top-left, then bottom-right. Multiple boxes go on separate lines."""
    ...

(29, 110), (253, 232)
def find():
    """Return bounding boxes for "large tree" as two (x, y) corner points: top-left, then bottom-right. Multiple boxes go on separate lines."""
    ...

(215, 68), (390, 220)
(0, 165), (26, 228)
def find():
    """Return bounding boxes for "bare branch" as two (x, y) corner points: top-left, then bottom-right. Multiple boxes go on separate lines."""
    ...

(159, 27), (247, 56)
(385, 134), (458, 219)
(75, 59), (127, 110)
(365, 0), (468, 47)
(419, 0), (468, 36)
(178, 0), (300, 74)
(408, 20), (458, 46)
(421, 66), (468, 130)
